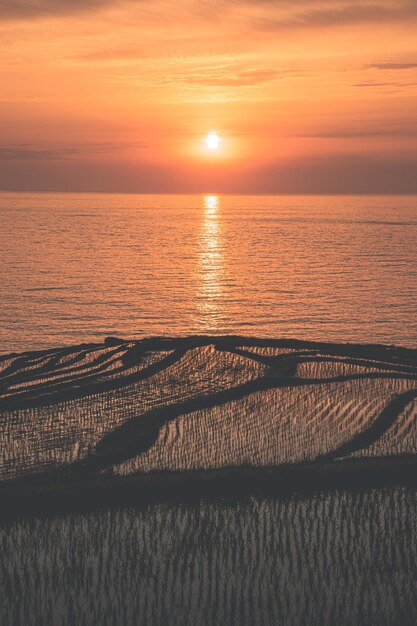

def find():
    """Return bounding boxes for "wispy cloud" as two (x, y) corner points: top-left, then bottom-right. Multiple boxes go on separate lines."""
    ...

(298, 121), (417, 138)
(353, 81), (417, 88)
(245, 1), (417, 31)
(3, 0), (417, 29)
(0, 0), (117, 20)
(0, 146), (78, 160)
(368, 62), (417, 70)
(0, 142), (145, 160)
(104, 58), (299, 91)
(179, 68), (283, 87)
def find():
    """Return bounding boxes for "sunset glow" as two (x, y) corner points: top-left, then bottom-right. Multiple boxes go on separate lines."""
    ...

(0, 1), (417, 193)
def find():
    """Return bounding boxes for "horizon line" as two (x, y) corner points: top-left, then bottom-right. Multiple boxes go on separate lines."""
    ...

(1, 189), (417, 197)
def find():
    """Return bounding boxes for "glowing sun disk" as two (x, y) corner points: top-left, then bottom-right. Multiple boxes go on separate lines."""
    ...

(205, 131), (220, 150)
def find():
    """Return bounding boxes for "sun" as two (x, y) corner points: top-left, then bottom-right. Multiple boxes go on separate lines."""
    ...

(205, 131), (220, 150)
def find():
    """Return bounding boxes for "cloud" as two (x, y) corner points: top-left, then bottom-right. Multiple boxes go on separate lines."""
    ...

(246, 1), (417, 31)
(251, 152), (417, 194)
(353, 81), (417, 88)
(107, 59), (295, 90)
(0, 0), (117, 20)
(0, 142), (145, 161)
(368, 62), (417, 70)
(299, 123), (417, 138)
(3, 0), (417, 29)
(181, 68), (281, 87)
(0, 146), (79, 160)
(2, 150), (417, 194)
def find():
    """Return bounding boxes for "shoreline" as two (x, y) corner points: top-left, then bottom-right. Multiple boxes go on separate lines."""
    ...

(2, 333), (417, 359)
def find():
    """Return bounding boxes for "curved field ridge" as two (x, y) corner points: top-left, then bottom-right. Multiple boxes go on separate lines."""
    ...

(0, 335), (417, 510)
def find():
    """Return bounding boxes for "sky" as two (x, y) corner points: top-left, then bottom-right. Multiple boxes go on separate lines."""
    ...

(0, 0), (417, 193)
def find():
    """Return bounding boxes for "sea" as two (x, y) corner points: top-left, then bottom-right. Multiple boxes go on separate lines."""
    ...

(0, 192), (416, 353)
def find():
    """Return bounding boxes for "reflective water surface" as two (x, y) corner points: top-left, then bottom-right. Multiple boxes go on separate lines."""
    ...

(1, 338), (416, 481)
(0, 193), (416, 353)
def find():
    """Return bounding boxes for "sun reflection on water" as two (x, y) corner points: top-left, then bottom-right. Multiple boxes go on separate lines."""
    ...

(204, 194), (219, 213)
(195, 195), (224, 329)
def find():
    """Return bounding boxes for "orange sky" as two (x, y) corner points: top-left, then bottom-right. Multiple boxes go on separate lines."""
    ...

(1, 0), (417, 193)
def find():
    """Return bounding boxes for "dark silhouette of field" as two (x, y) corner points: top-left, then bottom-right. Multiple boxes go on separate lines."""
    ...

(1, 335), (416, 520)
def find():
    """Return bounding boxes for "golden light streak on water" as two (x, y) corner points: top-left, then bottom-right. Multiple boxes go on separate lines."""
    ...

(195, 196), (224, 329)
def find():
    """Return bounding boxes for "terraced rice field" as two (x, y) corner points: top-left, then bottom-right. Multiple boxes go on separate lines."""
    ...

(0, 336), (416, 489)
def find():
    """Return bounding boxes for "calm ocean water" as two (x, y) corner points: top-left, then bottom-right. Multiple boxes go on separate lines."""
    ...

(1, 192), (416, 352)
